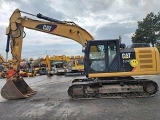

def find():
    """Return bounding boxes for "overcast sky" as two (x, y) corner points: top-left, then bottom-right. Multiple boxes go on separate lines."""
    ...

(0, 0), (160, 60)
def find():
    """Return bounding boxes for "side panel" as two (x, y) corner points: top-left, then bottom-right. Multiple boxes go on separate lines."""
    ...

(134, 47), (157, 72)
(120, 47), (160, 74)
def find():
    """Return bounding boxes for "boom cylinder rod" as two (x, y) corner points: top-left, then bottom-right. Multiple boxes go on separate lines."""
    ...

(36, 13), (64, 24)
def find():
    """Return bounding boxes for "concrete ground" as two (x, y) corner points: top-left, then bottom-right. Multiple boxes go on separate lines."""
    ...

(0, 75), (160, 120)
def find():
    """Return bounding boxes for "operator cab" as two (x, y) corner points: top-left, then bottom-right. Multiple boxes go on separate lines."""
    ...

(84, 39), (122, 77)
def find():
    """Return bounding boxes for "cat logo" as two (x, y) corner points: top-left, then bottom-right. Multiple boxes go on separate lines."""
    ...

(122, 53), (131, 59)
(43, 25), (52, 31)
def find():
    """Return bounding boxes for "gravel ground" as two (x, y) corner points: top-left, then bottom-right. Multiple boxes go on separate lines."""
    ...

(0, 75), (160, 120)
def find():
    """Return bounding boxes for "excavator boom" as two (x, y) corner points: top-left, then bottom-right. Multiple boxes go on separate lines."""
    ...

(1, 9), (94, 100)
(6, 9), (93, 71)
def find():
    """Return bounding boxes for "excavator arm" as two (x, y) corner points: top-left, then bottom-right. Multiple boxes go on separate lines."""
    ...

(1, 9), (94, 100)
(45, 55), (54, 77)
(6, 9), (94, 71)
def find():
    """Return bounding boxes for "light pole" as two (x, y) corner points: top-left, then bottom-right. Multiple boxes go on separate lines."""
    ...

(46, 50), (48, 56)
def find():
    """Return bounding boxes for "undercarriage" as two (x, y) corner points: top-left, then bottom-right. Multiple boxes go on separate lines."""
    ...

(68, 77), (159, 99)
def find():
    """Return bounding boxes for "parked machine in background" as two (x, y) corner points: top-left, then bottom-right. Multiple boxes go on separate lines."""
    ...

(45, 55), (54, 77)
(19, 59), (35, 77)
(49, 55), (69, 75)
(1, 9), (160, 100)
(37, 59), (48, 75)
(0, 64), (6, 78)
(65, 56), (84, 76)
(0, 54), (6, 78)
(19, 60), (28, 77)
(31, 58), (42, 76)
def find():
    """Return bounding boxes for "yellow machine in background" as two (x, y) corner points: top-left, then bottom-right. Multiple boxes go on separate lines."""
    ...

(1, 9), (160, 100)
(19, 58), (35, 77)
(45, 55), (53, 77)
(30, 58), (48, 76)
(65, 55), (84, 76)
(51, 55), (69, 75)
(45, 55), (70, 75)
(31, 58), (41, 75)
(29, 57), (48, 76)
(45, 55), (85, 76)
(19, 60), (28, 77)
(0, 66), (6, 78)
(0, 54), (6, 78)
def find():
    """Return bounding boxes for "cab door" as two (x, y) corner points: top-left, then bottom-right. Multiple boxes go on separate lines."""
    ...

(107, 40), (121, 72)
(85, 40), (121, 76)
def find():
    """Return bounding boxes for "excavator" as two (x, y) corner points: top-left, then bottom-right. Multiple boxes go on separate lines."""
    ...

(45, 55), (54, 77)
(48, 55), (69, 75)
(65, 55), (85, 76)
(1, 8), (160, 100)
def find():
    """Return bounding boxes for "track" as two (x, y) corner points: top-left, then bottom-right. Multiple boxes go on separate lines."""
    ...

(68, 77), (159, 99)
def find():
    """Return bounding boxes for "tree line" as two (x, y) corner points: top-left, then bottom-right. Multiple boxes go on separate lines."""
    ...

(131, 12), (160, 51)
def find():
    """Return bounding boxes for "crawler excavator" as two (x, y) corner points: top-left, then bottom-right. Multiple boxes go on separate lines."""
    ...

(65, 55), (85, 76)
(48, 55), (69, 75)
(1, 9), (160, 100)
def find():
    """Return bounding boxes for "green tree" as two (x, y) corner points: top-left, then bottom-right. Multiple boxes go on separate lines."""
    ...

(132, 12), (160, 46)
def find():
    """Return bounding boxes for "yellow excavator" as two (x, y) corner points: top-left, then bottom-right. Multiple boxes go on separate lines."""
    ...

(48, 55), (69, 75)
(1, 9), (160, 100)
(45, 55), (54, 77)
(65, 55), (84, 76)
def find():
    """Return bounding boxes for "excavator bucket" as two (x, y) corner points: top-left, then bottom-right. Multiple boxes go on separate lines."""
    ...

(1, 78), (36, 100)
